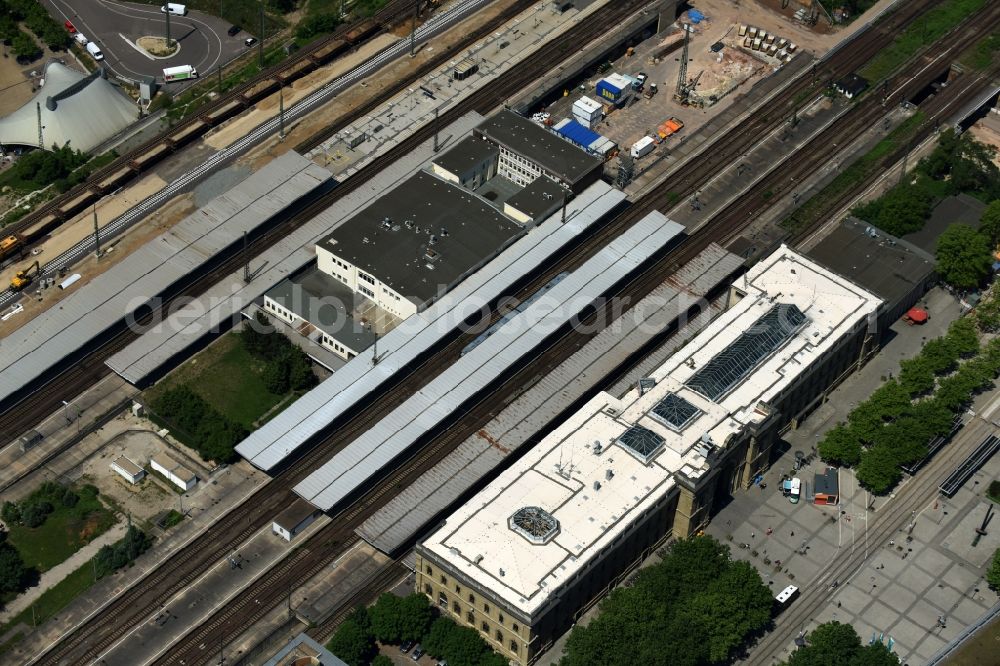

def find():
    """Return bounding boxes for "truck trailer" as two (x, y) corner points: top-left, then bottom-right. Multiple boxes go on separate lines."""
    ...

(163, 65), (198, 82)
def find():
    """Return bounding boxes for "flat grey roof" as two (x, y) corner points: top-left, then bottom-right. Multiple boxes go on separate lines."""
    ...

(105, 115), (486, 388)
(265, 266), (377, 352)
(1, 151), (329, 404)
(112, 456), (144, 477)
(505, 176), (565, 220)
(319, 171), (524, 307)
(274, 497), (319, 530)
(808, 217), (934, 308)
(237, 182), (625, 472)
(431, 134), (497, 176)
(295, 211), (685, 512)
(475, 110), (602, 186)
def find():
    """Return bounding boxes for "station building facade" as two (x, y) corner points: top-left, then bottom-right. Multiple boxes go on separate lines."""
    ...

(415, 246), (881, 664)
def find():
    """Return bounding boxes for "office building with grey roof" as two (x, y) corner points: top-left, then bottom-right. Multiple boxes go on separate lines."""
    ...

(473, 110), (603, 192)
(263, 266), (378, 361)
(316, 170), (525, 319)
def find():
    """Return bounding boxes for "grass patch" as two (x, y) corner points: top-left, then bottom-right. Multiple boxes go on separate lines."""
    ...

(6, 493), (115, 573)
(959, 31), (1000, 71)
(146, 332), (287, 429)
(0, 562), (96, 655)
(781, 110), (925, 234)
(159, 509), (185, 529)
(860, 0), (989, 82)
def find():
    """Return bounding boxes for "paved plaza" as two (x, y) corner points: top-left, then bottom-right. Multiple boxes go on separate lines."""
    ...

(708, 289), (1000, 665)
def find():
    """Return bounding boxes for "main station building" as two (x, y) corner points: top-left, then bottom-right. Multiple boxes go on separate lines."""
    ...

(414, 246), (881, 664)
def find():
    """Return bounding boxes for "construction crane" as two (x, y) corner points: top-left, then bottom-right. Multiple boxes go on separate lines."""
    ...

(10, 260), (40, 291)
(673, 23), (690, 103)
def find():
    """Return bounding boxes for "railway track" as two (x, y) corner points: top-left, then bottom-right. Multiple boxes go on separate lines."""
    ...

(746, 415), (998, 664)
(789, 66), (1000, 247)
(23, 2), (654, 664)
(1, 1), (409, 244)
(145, 5), (1000, 663)
(24, 0), (991, 661)
(0, 0), (536, 436)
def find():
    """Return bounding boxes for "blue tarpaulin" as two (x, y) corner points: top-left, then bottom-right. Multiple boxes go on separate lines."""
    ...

(689, 9), (705, 23)
(555, 120), (601, 148)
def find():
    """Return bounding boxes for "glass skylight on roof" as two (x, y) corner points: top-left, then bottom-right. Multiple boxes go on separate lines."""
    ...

(650, 392), (702, 431)
(616, 425), (666, 464)
(685, 303), (808, 401)
(509, 506), (560, 545)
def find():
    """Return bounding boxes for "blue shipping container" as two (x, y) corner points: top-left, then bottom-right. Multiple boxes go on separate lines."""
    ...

(555, 120), (602, 149)
(596, 78), (623, 102)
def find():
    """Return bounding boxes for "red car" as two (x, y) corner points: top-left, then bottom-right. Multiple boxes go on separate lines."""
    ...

(64, 20), (76, 34)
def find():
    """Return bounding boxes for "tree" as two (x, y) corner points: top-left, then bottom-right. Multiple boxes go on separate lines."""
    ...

(898, 357), (935, 396)
(935, 224), (993, 289)
(979, 200), (1000, 246)
(369, 592), (404, 643)
(988, 548), (1000, 591)
(11, 30), (40, 60)
(947, 317), (980, 357)
(975, 295), (1000, 333)
(0, 533), (28, 595)
(370, 656), (393, 666)
(2, 501), (21, 524)
(560, 536), (770, 666)
(856, 445), (902, 494)
(853, 180), (932, 236)
(786, 621), (862, 666)
(327, 607), (376, 666)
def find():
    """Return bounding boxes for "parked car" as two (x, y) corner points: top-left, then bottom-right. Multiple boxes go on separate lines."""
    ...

(244, 37), (257, 48)
(73, 33), (88, 45)
(227, 25), (241, 37)
(399, 640), (415, 654)
(436, 661), (448, 666)
(411, 644), (425, 660)
(64, 20), (76, 33)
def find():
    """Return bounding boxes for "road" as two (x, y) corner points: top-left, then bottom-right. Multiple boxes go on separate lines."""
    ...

(42, 0), (246, 86)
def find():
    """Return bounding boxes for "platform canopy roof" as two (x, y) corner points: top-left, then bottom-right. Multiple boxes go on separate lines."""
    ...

(0, 61), (137, 153)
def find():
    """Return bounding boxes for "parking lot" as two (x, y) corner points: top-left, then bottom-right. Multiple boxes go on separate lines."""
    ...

(42, 0), (248, 86)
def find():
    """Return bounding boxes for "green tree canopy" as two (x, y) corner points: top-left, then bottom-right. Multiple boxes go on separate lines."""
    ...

(327, 607), (376, 666)
(559, 536), (771, 666)
(818, 424), (862, 467)
(0, 530), (29, 595)
(936, 223), (993, 289)
(784, 621), (899, 666)
(369, 593), (432, 644)
(978, 200), (1000, 246)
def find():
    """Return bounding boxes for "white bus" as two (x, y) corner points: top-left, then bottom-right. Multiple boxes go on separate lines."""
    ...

(163, 65), (198, 82)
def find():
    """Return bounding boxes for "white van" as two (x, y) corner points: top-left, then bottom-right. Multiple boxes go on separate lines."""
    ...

(161, 3), (187, 15)
(86, 41), (103, 61)
(73, 32), (88, 45)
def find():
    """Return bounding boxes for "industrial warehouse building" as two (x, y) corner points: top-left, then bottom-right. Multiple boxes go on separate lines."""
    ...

(303, 111), (601, 325)
(415, 246), (881, 664)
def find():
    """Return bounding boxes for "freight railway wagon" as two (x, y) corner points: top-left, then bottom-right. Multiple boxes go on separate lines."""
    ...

(3, 19), (383, 254)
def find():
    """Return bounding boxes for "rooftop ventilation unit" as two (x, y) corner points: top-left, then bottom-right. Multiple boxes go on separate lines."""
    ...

(474, 554), (484, 564)
(425, 248), (440, 261)
(429, 235), (438, 245)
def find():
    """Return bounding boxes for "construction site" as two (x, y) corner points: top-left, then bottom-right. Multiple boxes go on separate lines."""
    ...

(525, 0), (851, 181)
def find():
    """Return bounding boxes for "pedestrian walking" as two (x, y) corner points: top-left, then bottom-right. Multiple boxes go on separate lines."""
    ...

(751, 532), (756, 539)
(766, 527), (773, 536)
(791, 531), (795, 537)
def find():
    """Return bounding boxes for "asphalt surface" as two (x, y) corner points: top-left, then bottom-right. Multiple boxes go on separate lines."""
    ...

(42, 0), (247, 86)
